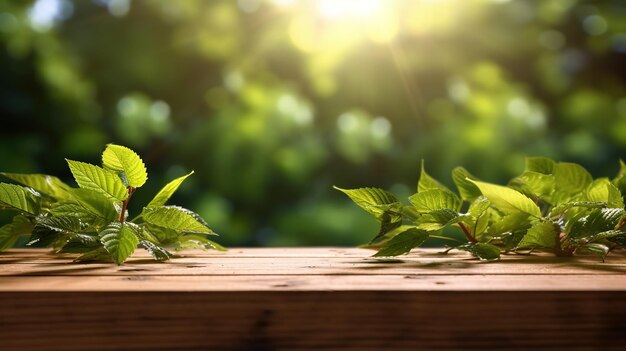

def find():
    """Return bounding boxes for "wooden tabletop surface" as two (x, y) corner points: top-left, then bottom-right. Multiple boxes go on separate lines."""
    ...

(1, 247), (626, 291)
(2, 248), (626, 351)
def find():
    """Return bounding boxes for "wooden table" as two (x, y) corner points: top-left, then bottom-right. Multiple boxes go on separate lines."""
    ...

(1, 248), (626, 350)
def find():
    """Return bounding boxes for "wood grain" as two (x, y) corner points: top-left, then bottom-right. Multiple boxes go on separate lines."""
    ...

(1, 248), (626, 350)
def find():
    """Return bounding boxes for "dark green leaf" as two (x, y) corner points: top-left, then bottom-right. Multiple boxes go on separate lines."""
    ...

(373, 226), (429, 257)
(0, 215), (33, 250)
(456, 242), (501, 261)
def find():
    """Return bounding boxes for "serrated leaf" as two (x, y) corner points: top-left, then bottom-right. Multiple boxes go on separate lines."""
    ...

(0, 183), (41, 215)
(456, 242), (500, 261)
(66, 160), (128, 201)
(26, 225), (60, 248)
(468, 197), (491, 218)
(586, 179), (624, 208)
(468, 180), (541, 217)
(549, 201), (606, 217)
(142, 206), (215, 235)
(101, 144), (148, 188)
(177, 234), (227, 251)
(0, 216), (33, 250)
(517, 221), (556, 249)
(576, 243), (609, 261)
(409, 189), (461, 213)
(418, 160), (450, 193)
(373, 226), (429, 257)
(525, 157), (556, 175)
(99, 222), (140, 265)
(452, 167), (482, 201)
(144, 224), (180, 245)
(36, 215), (82, 234)
(68, 188), (119, 224)
(1, 173), (71, 200)
(57, 234), (100, 253)
(334, 186), (400, 220)
(140, 240), (172, 261)
(369, 211), (402, 244)
(488, 212), (532, 249)
(554, 162), (593, 196)
(147, 171), (194, 208)
(415, 209), (465, 231)
(569, 208), (625, 240)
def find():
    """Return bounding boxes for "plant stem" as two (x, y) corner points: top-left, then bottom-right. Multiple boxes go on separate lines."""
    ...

(119, 186), (135, 224)
(458, 222), (477, 243)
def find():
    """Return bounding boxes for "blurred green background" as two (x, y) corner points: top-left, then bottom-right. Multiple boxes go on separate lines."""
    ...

(1, 0), (626, 246)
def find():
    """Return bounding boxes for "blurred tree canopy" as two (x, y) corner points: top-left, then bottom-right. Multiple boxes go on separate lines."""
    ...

(1, 0), (626, 246)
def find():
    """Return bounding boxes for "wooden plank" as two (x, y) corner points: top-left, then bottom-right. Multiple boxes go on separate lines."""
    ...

(1, 291), (625, 351)
(1, 248), (625, 350)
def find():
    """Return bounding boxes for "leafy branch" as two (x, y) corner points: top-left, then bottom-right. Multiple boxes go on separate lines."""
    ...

(336, 157), (626, 261)
(0, 144), (224, 264)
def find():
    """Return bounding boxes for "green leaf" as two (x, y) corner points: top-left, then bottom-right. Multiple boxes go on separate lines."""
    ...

(525, 157), (556, 175)
(576, 243), (609, 261)
(516, 221), (556, 249)
(144, 224), (180, 245)
(468, 197), (491, 218)
(35, 215), (82, 234)
(418, 160), (450, 193)
(488, 212), (532, 249)
(468, 180), (541, 217)
(26, 225), (60, 248)
(456, 242), (501, 261)
(586, 179), (624, 208)
(509, 171), (555, 199)
(99, 222), (140, 265)
(1, 173), (71, 200)
(142, 206), (215, 235)
(549, 201), (606, 217)
(0, 183), (41, 215)
(569, 208), (625, 239)
(554, 162), (593, 196)
(177, 234), (227, 251)
(66, 160), (128, 201)
(74, 247), (111, 263)
(334, 186), (400, 219)
(452, 167), (482, 201)
(146, 171), (194, 208)
(140, 240), (172, 261)
(369, 211), (402, 244)
(57, 234), (100, 253)
(68, 188), (119, 224)
(101, 144), (148, 188)
(0, 216), (33, 250)
(373, 226), (429, 257)
(409, 189), (461, 213)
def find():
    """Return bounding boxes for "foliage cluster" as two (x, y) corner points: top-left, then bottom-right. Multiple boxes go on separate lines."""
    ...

(0, 144), (222, 264)
(337, 158), (626, 261)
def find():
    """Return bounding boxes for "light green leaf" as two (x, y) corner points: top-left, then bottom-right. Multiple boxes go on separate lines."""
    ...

(509, 171), (555, 199)
(66, 160), (128, 201)
(525, 157), (556, 175)
(142, 206), (215, 235)
(554, 162), (593, 196)
(409, 189), (461, 213)
(468, 180), (541, 217)
(418, 160), (450, 193)
(488, 212), (532, 249)
(101, 144), (148, 188)
(99, 222), (140, 265)
(468, 196), (491, 218)
(0, 215), (33, 251)
(140, 240), (172, 261)
(373, 226), (429, 257)
(516, 221), (556, 249)
(0, 183), (41, 215)
(452, 167), (481, 201)
(334, 186), (400, 219)
(586, 179), (624, 208)
(177, 234), (227, 251)
(144, 224), (180, 245)
(1, 173), (71, 200)
(456, 242), (501, 261)
(147, 171), (194, 208)
(549, 201), (606, 217)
